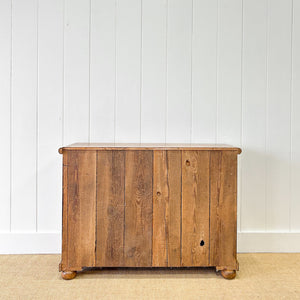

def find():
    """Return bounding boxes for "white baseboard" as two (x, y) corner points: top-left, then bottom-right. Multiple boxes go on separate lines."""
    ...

(0, 232), (299, 254)
(0, 232), (61, 254)
(237, 232), (300, 252)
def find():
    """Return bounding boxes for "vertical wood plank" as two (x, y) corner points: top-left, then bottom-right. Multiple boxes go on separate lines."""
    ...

(115, 0), (141, 142)
(96, 150), (125, 267)
(182, 151), (210, 266)
(166, 0), (192, 143)
(152, 150), (181, 267)
(90, 0), (115, 142)
(61, 151), (68, 270)
(141, 0), (167, 142)
(192, 0), (218, 143)
(209, 151), (222, 267)
(266, 0), (292, 231)
(166, 150), (181, 266)
(0, 0), (11, 231)
(37, 0), (64, 232)
(152, 151), (167, 266)
(291, 0), (300, 231)
(124, 151), (152, 267)
(64, 0), (90, 144)
(210, 151), (237, 269)
(67, 151), (96, 269)
(11, 0), (38, 231)
(241, 0), (267, 231)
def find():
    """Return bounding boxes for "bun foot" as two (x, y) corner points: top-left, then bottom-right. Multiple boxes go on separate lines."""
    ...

(220, 269), (236, 280)
(61, 271), (77, 280)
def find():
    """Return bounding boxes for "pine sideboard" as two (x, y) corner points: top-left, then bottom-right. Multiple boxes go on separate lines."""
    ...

(58, 143), (242, 280)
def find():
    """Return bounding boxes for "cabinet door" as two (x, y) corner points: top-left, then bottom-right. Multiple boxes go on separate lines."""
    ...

(181, 151), (210, 266)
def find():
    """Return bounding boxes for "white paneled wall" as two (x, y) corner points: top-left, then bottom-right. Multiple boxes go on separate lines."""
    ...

(0, 0), (299, 253)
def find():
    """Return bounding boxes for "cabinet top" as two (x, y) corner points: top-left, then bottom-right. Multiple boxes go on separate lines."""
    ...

(59, 143), (242, 154)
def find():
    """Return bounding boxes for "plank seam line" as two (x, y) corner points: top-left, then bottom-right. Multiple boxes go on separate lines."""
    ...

(9, 0), (13, 232)
(36, 0), (40, 232)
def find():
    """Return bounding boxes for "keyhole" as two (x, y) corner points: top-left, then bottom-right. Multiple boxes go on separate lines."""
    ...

(200, 240), (205, 247)
(157, 191), (161, 196)
(186, 160), (190, 166)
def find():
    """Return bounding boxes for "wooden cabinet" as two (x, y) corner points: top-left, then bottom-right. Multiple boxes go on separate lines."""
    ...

(58, 143), (241, 280)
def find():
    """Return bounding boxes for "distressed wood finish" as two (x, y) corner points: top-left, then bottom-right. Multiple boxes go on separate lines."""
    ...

(182, 151), (210, 266)
(124, 151), (153, 267)
(152, 151), (181, 267)
(65, 151), (96, 271)
(96, 150), (125, 267)
(210, 151), (238, 270)
(59, 144), (241, 280)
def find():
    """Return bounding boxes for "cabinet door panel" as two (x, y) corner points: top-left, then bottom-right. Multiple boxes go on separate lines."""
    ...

(152, 150), (181, 267)
(182, 150), (210, 266)
(124, 150), (153, 267)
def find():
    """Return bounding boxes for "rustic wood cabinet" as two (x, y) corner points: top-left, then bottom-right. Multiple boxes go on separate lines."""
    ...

(58, 143), (241, 280)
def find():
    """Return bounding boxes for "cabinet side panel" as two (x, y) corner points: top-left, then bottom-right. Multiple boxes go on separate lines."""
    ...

(67, 151), (96, 269)
(96, 150), (125, 267)
(124, 150), (153, 267)
(61, 152), (68, 270)
(210, 151), (237, 269)
(182, 151), (210, 266)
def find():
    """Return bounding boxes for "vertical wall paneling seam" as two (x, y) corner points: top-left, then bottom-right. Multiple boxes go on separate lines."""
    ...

(165, 0), (168, 143)
(139, 0), (143, 143)
(239, 0), (244, 232)
(88, 0), (92, 143)
(9, 0), (13, 232)
(36, 0), (39, 232)
(114, 0), (117, 143)
(289, 0), (294, 232)
(215, 0), (220, 143)
(190, 0), (193, 143)
(265, 0), (270, 232)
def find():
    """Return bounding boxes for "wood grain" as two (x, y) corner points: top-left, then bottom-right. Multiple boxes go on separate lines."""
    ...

(124, 150), (153, 267)
(210, 151), (238, 269)
(66, 151), (96, 270)
(59, 143), (242, 153)
(61, 151), (68, 271)
(182, 151), (210, 266)
(152, 151), (181, 267)
(96, 150), (125, 267)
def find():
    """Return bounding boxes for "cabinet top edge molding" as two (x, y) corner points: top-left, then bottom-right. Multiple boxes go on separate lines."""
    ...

(58, 143), (242, 154)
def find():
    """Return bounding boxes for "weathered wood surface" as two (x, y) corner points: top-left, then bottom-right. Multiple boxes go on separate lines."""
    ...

(124, 151), (153, 267)
(59, 143), (242, 153)
(152, 151), (181, 267)
(210, 151), (238, 269)
(66, 151), (96, 270)
(182, 151), (210, 266)
(96, 150), (125, 267)
(60, 147), (239, 276)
